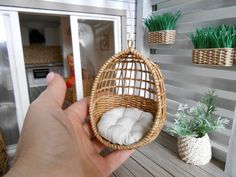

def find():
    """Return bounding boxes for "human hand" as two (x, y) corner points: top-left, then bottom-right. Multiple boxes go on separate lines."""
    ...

(5, 73), (134, 177)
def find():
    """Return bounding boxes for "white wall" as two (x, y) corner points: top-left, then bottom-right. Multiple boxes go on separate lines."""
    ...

(20, 20), (61, 46)
(42, 0), (137, 46)
(42, 0), (135, 10)
(137, 0), (236, 164)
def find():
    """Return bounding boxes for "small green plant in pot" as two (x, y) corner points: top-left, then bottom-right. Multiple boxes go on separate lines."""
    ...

(166, 90), (228, 165)
(189, 25), (236, 66)
(144, 11), (182, 44)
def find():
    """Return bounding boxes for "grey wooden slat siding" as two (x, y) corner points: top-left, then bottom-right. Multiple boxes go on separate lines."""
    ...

(225, 106), (236, 176)
(147, 0), (236, 162)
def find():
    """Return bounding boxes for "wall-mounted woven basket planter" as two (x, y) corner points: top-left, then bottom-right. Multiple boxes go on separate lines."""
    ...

(192, 48), (235, 66)
(148, 30), (176, 44)
(233, 48), (236, 65)
(0, 132), (7, 176)
(90, 47), (166, 150)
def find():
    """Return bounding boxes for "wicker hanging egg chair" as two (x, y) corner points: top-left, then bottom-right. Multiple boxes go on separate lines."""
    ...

(90, 42), (166, 149)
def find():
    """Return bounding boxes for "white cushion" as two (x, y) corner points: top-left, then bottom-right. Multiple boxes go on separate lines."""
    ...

(97, 107), (153, 145)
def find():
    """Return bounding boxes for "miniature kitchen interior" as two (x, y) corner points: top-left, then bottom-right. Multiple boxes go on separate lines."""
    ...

(19, 13), (115, 106)
(19, 13), (70, 106)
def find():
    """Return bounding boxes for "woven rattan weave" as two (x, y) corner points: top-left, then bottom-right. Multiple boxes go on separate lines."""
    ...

(192, 48), (235, 66)
(148, 30), (176, 44)
(0, 132), (7, 176)
(178, 134), (212, 165)
(90, 45), (166, 149)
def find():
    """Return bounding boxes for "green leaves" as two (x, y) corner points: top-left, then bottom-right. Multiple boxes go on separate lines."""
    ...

(144, 11), (182, 32)
(189, 25), (236, 49)
(166, 90), (229, 138)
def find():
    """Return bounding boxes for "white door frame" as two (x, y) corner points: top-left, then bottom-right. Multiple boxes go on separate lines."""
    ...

(0, 11), (29, 131)
(70, 14), (121, 99)
(0, 6), (122, 124)
(0, 7), (123, 164)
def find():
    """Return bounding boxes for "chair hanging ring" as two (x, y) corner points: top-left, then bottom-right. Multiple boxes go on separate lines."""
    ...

(128, 39), (133, 48)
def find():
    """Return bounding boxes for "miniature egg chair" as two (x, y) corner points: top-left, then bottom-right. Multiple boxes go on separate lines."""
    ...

(90, 42), (166, 150)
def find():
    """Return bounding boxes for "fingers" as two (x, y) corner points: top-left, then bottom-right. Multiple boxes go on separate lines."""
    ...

(36, 72), (66, 107)
(91, 139), (105, 153)
(104, 149), (135, 174)
(82, 122), (94, 139)
(82, 123), (105, 153)
(65, 98), (90, 122)
(65, 98), (93, 139)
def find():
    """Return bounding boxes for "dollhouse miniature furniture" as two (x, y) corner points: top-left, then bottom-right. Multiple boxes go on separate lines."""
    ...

(90, 44), (166, 149)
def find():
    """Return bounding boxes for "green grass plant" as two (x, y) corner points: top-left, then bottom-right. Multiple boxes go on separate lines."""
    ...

(189, 25), (236, 49)
(166, 90), (229, 138)
(144, 11), (182, 32)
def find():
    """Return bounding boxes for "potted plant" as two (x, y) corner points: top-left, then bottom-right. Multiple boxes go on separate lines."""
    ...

(144, 11), (182, 44)
(166, 90), (228, 165)
(189, 25), (236, 66)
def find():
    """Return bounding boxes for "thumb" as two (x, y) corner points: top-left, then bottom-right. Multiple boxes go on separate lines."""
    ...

(104, 150), (134, 174)
(38, 72), (67, 107)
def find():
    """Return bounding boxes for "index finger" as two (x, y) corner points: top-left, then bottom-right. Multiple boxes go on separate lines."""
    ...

(65, 98), (90, 122)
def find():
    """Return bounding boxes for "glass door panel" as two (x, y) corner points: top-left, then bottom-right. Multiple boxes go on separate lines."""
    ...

(70, 15), (121, 99)
(0, 14), (19, 146)
(78, 20), (114, 97)
(19, 13), (74, 107)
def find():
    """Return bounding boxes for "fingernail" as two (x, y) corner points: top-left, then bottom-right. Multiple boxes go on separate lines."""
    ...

(127, 149), (135, 155)
(46, 72), (54, 84)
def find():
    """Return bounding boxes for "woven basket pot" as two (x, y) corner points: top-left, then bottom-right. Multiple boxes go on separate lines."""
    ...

(0, 131), (7, 176)
(192, 48), (235, 66)
(178, 134), (212, 166)
(148, 30), (176, 44)
(233, 48), (236, 65)
(90, 46), (166, 150)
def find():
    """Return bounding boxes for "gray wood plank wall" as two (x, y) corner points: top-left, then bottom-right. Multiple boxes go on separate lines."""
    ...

(137, 0), (236, 163)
